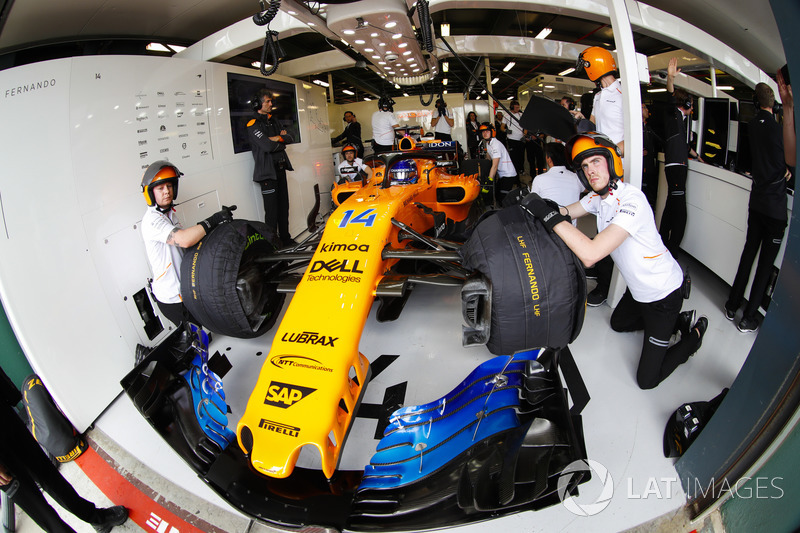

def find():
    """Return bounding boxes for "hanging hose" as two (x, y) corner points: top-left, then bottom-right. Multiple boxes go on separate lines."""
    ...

(417, 0), (434, 53)
(253, 0), (282, 76)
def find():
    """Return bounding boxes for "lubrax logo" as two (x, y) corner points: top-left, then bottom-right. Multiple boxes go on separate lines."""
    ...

(264, 382), (316, 408)
(281, 331), (338, 347)
(310, 259), (363, 274)
(319, 242), (370, 253)
(259, 419), (300, 437)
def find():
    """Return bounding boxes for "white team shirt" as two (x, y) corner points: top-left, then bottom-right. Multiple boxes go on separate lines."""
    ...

(592, 79), (625, 145)
(434, 107), (452, 136)
(530, 166), (584, 226)
(504, 111), (525, 141)
(372, 110), (399, 146)
(485, 137), (516, 177)
(338, 157), (369, 181)
(579, 181), (683, 303)
(141, 206), (185, 304)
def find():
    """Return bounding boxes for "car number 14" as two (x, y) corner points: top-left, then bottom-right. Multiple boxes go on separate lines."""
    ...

(338, 208), (377, 228)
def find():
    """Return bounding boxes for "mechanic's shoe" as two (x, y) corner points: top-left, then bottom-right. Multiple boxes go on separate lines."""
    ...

(690, 316), (708, 355)
(724, 304), (736, 321)
(281, 237), (299, 247)
(676, 310), (696, 337)
(737, 316), (758, 333)
(586, 287), (607, 307)
(91, 506), (128, 533)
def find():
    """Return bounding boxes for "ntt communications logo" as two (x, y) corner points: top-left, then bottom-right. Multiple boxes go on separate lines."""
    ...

(557, 459), (614, 516)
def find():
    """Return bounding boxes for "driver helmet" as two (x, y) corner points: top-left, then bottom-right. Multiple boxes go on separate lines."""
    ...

(342, 144), (357, 157)
(378, 95), (395, 112)
(389, 159), (418, 185)
(576, 46), (617, 82)
(565, 132), (623, 195)
(141, 160), (182, 207)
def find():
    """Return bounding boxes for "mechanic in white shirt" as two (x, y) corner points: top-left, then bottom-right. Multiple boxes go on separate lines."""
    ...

(431, 98), (454, 141)
(371, 96), (400, 154)
(337, 144), (373, 183)
(141, 160), (232, 326)
(530, 142), (585, 226)
(479, 122), (517, 205)
(523, 132), (707, 390)
(503, 100), (526, 175)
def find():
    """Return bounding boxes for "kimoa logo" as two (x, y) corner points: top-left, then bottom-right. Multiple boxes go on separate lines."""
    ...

(264, 381), (316, 408)
(281, 331), (337, 347)
(310, 258), (364, 274)
(319, 242), (369, 253)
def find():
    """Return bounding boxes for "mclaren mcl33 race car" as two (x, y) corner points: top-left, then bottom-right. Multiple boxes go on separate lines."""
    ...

(123, 138), (590, 531)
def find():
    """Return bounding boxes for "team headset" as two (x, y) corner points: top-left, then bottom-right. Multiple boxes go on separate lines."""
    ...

(252, 92), (265, 112)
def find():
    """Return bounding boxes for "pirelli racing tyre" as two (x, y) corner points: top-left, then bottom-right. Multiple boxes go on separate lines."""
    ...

(181, 220), (285, 339)
(459, 205), (586, 355)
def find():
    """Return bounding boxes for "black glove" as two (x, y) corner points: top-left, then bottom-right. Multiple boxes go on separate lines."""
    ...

(436, 107), (442, 117)
(199, 205), (235, 233)
(521, 193), (569, 232)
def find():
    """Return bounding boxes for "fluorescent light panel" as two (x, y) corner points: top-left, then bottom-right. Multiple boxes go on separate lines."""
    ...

(535, 28), (552, 39)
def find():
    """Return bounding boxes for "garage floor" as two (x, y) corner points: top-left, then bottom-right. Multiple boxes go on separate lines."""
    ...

(8, 250), (754, 533)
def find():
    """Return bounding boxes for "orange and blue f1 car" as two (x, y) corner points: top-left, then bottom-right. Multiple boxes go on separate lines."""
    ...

(123, 138), (590, 531)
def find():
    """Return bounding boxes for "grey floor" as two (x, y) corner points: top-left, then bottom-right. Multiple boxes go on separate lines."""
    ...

(7, 249), (755, 533)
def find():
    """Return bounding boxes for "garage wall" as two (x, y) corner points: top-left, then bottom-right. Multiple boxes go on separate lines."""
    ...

(0, 55), (333, 431)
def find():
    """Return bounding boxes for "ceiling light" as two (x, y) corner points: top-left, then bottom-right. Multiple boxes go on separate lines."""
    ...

(476, 95), (481, 99)
(371, 32), (379, 37)
(364, 97), (372, 101)
(342, 89), (355, 95)
(385, 21), (397, 29)
(355, 39), (365, 44)
(398, 42), (408, 48)
(443, 61), (449, 72)
(481, 89), (486, 94)
(395, 83), (401, 89)
(412, 68), (420, 72)
(378, 61), (387, 65)
(522, 90), (529, 95)
(441, 23), (450, 37)
(491, 78), (499, 85)
(544, 85), (555, 89)
(443, 90), (448, 94)
(167, 44), (186, 53)
(387, 70), (395, 74)
(287, 10), (296, 15)
(307, 22), (315, 27)
(312, 79), (329, 87)
(503, 61), (515, 72)
(343, 29), (355, 35)
(378, 42), (386, 47)
(146, 43), (171, 52)
(534, 27), (553, 39)
(717, 85), (734, 90)
(559, 67), (576, 76)
(647, 88), (667, 93)
(403, 51), (412, 56)
(365, 48), (374, 52)
(506, 96), (514, 100)
(442, 78), (448, 85)
(403, 92), (409, 97)
(392, 33), (402, 39)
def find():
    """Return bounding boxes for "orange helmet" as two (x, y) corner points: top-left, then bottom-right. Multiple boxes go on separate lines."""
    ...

(478, 121), (495, 138)
(577, 46), (617, 82)
(341, 144), (357, 155)
(565, 132), (623, 194)
(141, 160), (182, 206)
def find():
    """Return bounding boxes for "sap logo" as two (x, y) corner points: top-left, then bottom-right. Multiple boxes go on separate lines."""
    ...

(319, 242), (369, 253)
(259, 419), (300, 437)
(281, 331), (338, 347)
(265, 382), (316, 408)
(310, 259), (363, 274)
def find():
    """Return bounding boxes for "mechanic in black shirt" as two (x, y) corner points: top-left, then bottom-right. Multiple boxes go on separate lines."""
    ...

(331, 110), (363, 158)
(724, 79), (793, 333)
(641, 103), (662, 209)
(659, 57), (702, 255)
(248, 88), (295, 246)
(0, 367), (128, 533)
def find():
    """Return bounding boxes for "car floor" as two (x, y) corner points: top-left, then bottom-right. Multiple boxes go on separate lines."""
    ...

(7, 250), (754, 533)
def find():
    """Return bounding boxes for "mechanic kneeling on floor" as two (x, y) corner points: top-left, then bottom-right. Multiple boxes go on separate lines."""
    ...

(141, 160), (233, 327)
(523, 132), (707, 390)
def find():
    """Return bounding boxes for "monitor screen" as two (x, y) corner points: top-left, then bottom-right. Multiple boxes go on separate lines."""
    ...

(227, 72), (301, 154)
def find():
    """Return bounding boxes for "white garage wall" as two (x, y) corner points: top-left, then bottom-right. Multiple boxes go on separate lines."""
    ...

(0, 55), (333, 431)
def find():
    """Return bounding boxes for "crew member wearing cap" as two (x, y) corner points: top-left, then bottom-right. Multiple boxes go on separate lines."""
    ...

(140, 160), (233, 326)
(337, 144), (373, 183)
(479, 121), (517, 205)
(523, 132), (707, 390)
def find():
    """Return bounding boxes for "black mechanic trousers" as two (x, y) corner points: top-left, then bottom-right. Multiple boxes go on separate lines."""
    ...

(0, 405), (101, 533)
(659, 165), (688, 254)
(611, 287), (700, 390)
(726, 210), (787, 321)
(507, 139), (525, 176)
(260, 167), (291, 242)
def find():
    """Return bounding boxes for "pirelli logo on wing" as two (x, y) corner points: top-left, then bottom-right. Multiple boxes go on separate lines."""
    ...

(264, 381), (316, 408)
(259, 419), (300, 437)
